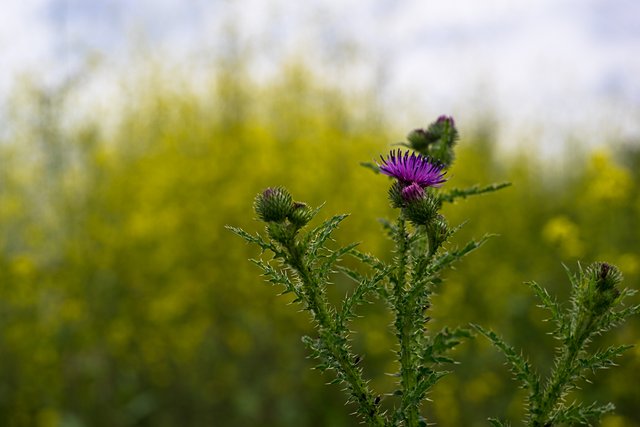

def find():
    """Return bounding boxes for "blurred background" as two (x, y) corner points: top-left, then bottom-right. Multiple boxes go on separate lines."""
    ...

(1, 1), (639, 426)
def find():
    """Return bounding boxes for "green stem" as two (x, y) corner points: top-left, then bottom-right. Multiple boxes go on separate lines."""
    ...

(287, 242), (387, 427)
(394, 216), (420, 425)
(532, 312), (595, 426)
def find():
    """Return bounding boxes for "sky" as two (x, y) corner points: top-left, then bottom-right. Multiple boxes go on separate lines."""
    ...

(1, 0), (639, 152)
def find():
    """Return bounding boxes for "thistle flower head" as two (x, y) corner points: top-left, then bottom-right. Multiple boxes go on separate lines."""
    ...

(584, 262), (623, 315)
(378, 150), (447, 188)
(289, 202), (314, 227)
(404, 194), (439, 226)
(254, 187), (294, 222)
(436, 115), (455, 127)
(588, 262), (623, 292)
(406, 116), (458, 166)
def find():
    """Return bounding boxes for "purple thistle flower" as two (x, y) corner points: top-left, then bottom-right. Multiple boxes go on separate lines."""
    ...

(378, 149), (447, 188)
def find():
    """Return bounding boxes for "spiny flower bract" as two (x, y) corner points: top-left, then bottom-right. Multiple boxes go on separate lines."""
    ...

(378, 150), (446, 188)
(254, 187), (294, 222)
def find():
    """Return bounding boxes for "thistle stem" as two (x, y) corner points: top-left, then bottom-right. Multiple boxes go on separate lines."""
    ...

(394, 216), (421, 425)
(532, 311), (595, 426)
(287, 242), (387, 427)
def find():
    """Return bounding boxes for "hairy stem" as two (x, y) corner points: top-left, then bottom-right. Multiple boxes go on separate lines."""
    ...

(287, 242), (387, 427)
(393, 216), (421, 425)
(532, 311), (595, 426)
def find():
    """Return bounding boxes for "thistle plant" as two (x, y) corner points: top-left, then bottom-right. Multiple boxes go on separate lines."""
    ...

(227, 116), (637, 426)
(474, 262), (640, 427)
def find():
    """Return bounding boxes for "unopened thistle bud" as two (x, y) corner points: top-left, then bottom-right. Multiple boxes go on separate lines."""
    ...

(254, 187), (294, 222)
(407, 128), (438, 150)
(404, 193), (440, 226)
(288, 202), (314, 227)
(587, 262), (622, 314)
(592, 262), (622, 291)
(436, 114), (455, 129)
(388, 181), (406, 208)
(406, 116), (458, 167)
(431, 115), (457, 148)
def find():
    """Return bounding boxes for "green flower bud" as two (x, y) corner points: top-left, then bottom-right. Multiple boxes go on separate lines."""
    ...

(254, 187), (294, 222)
(430, 115), (458, 148)
(288, 202), (314, 227)
(590, 262), (623, 291)
(407, 128), (439, 150)
(407, 116), (459, 167)
(587, 262), (622, 314)
(388, 181), (406, 208)
(404, 192), (439, 226)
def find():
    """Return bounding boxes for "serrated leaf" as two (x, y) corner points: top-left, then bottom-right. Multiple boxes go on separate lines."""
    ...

(471, 324), (540, 394)
(350, 250), (386, 272)
(488, 418), (510, 427)
(597, 303), (640, 335)
(552, 401), (615, 425)
(375, 217), (398, 240)
(250, 258), (301, 297)
(528, 281), (566, 338)
(438, 182), (511, 204)
(359, 161), (381, 173)
(424, 327), (472, 364)
(573, 344), (633, 376)
(226, 225), (286, 257)
(562, 262), (581, 292)
(301, 335), (317, 347)
(305, 214), (350, 257)
(427, 234), (492, 275)
(317, 242), (360, 278)
(416, 369), (448, 394)
(338, 266), (390, 328)
(335, 265), (367, 284)
(225, 225), (259, 242)
(226, 225), (269, 248)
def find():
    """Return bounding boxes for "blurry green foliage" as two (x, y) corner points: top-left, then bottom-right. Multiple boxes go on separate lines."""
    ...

(0, 60), (638, 427)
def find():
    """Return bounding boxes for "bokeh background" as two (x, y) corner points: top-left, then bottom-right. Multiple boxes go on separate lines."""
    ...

(1, 1), (639, 426)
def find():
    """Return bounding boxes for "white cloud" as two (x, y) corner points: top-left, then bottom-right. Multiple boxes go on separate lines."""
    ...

(2, 0), (639, 150)
(0, 0), (56, 91)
